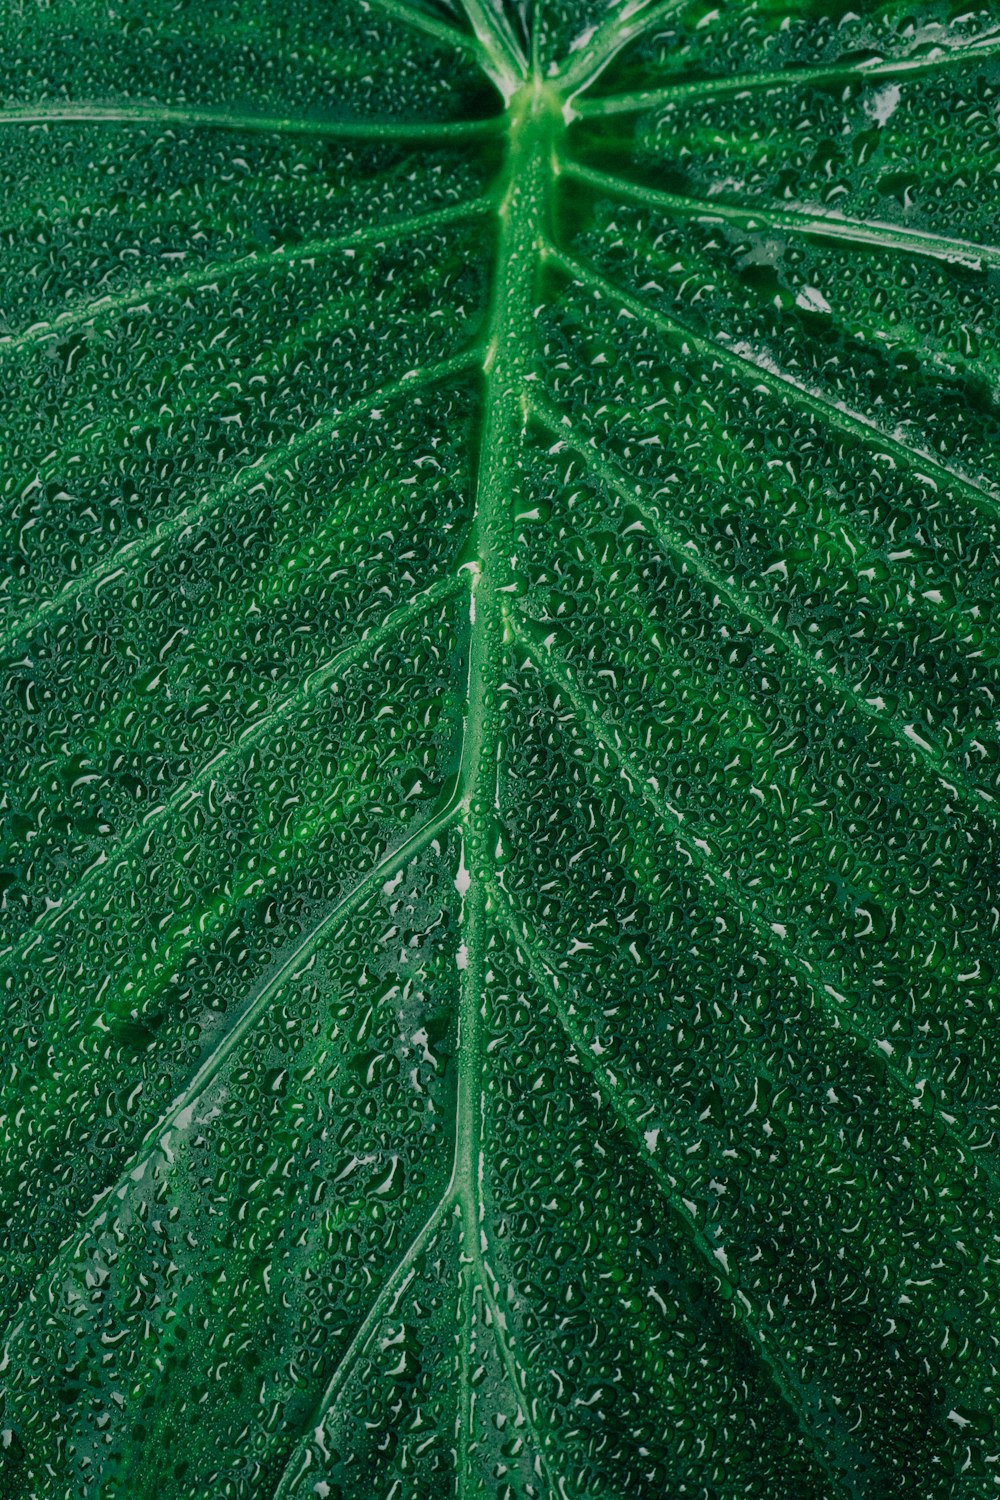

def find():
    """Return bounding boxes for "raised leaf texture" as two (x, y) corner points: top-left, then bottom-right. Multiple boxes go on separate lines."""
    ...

(2, 1), (1000, 1495)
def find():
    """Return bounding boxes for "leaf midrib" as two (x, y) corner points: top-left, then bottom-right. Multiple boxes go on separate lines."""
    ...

(265, 76), (566, 1497)
(5, 3), (999, 1492)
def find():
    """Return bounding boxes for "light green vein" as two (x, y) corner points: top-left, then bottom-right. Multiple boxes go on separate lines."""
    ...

(0, 782), (465, 1367)
(0, 100), (504, 139)
(525, 391), (1000, 825)
(605, 193), (1000, 410)
(0, 345), (481, 657)
(1, 574), (463, 965)
(545, 243), (1000, 532)
(545, 240), (1000, 527)
(456, 1256), (476, 1500)
(268, 567), (484, 1494)
(505, 606), (835, 986)
(0, 244), (466, 553)
(0, 196), (493, 360)
(561, 160), (1000, 272)
(504, 610), (1000, 1186)
(270, 1191), (452, 1500)
(255, 86), (561, 1486)
(445, 72), (560, 1499)
(558, 0), (693, 97)
(473, 1235), (570, 1499)
(458, 0), (527, 99)
(369, 0), (490, 67)
(489, 891), (852, 1500)
(573, 29), (1000, 116)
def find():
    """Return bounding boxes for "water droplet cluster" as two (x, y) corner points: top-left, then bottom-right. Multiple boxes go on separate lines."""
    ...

(2, 0), (1000, 1494)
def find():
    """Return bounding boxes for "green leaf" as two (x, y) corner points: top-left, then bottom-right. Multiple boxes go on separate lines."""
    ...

(2, 0), (1000, 1494)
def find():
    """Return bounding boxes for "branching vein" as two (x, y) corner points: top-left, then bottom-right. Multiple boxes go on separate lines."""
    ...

(573, 28), (1000, 115)
(525, 391), (1000, 827)
(2, 574), (463, 964)
(489, 891), (852, 1499)
(0, 100), (504, 138)
(561, 161), (1000, 273)
(1, 197), (493, 362)
(544, 243), (1000, 532)
(0, 347), (481, 656)
(1, 787), (464, 1375)
(504, 609), (1000, 1194)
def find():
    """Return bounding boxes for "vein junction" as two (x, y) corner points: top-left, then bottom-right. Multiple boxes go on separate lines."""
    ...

(273, 73), (570, 1497)
(6, 2), (1000, 1493)
(450, 74), (565, 1490)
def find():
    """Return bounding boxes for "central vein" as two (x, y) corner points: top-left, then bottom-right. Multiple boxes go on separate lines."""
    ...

(451, 67), (562, 1361)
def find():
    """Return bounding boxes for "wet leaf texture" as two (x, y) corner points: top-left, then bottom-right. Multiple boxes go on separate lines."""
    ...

(2, 0), (1000, 1495)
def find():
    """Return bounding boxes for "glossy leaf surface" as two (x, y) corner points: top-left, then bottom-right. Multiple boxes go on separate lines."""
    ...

(3, 1), (1000, 1495)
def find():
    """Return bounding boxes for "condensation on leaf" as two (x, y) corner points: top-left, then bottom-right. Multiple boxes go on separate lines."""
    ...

(2, 0), (1000, 1497)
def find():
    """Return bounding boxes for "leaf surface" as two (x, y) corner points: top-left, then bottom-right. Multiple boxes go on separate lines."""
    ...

(3, 1), (1000, 1495)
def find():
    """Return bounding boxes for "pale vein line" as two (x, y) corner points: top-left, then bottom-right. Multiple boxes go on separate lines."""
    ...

(505, 608), (834, 984)
(504, 612), (999, 1182)
(241, 496), (502, 1496)
(1, 196), (493, 360)
(253, 374), (508, 1500)
(0, 345), (482, 656)
(488, 891), (852, 1499)
(576, 197), (1000, 391)
(545, 243), (1000, 530)
(474, 1243), (570, 1499)
(1, 574), (463, 964)
(0, 100), (504, 139)
(529, 0), (546, 76)
(368, 0), (489, 65)
(573, 30), (1000, 116)
(456, 1256), (475, 1500)
(448, 68), (554, 1498)
(558, 0), (692, 96)
(266, 947), (464, 1497)
(561, 161), (1000, 272)
(0, 788), (465, 1370)
(459, 887), (564, 1496)
(457, 0), (527, 98)
(452, 876), (491, 1500)
(524, 391), (1000, 826)
(270, 1191), (452, 1500)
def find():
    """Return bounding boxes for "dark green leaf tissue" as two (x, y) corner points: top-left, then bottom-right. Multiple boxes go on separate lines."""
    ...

(2, 0), (1000, 1495)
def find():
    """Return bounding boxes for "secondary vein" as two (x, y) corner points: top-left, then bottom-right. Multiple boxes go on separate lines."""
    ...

(573, 29), (1000, 115)
(524, 392), (1000, 828)
(490, 892), (855, 1500)
(0, 100), (504, 138)
(0, 196), (493, 362)
(543, 243), (1000, 533)
(561, 160), (1000, 273)
(0, 346), (482, 657)
(0, 786), (464, 1374)
(2, 575), (463, 965)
